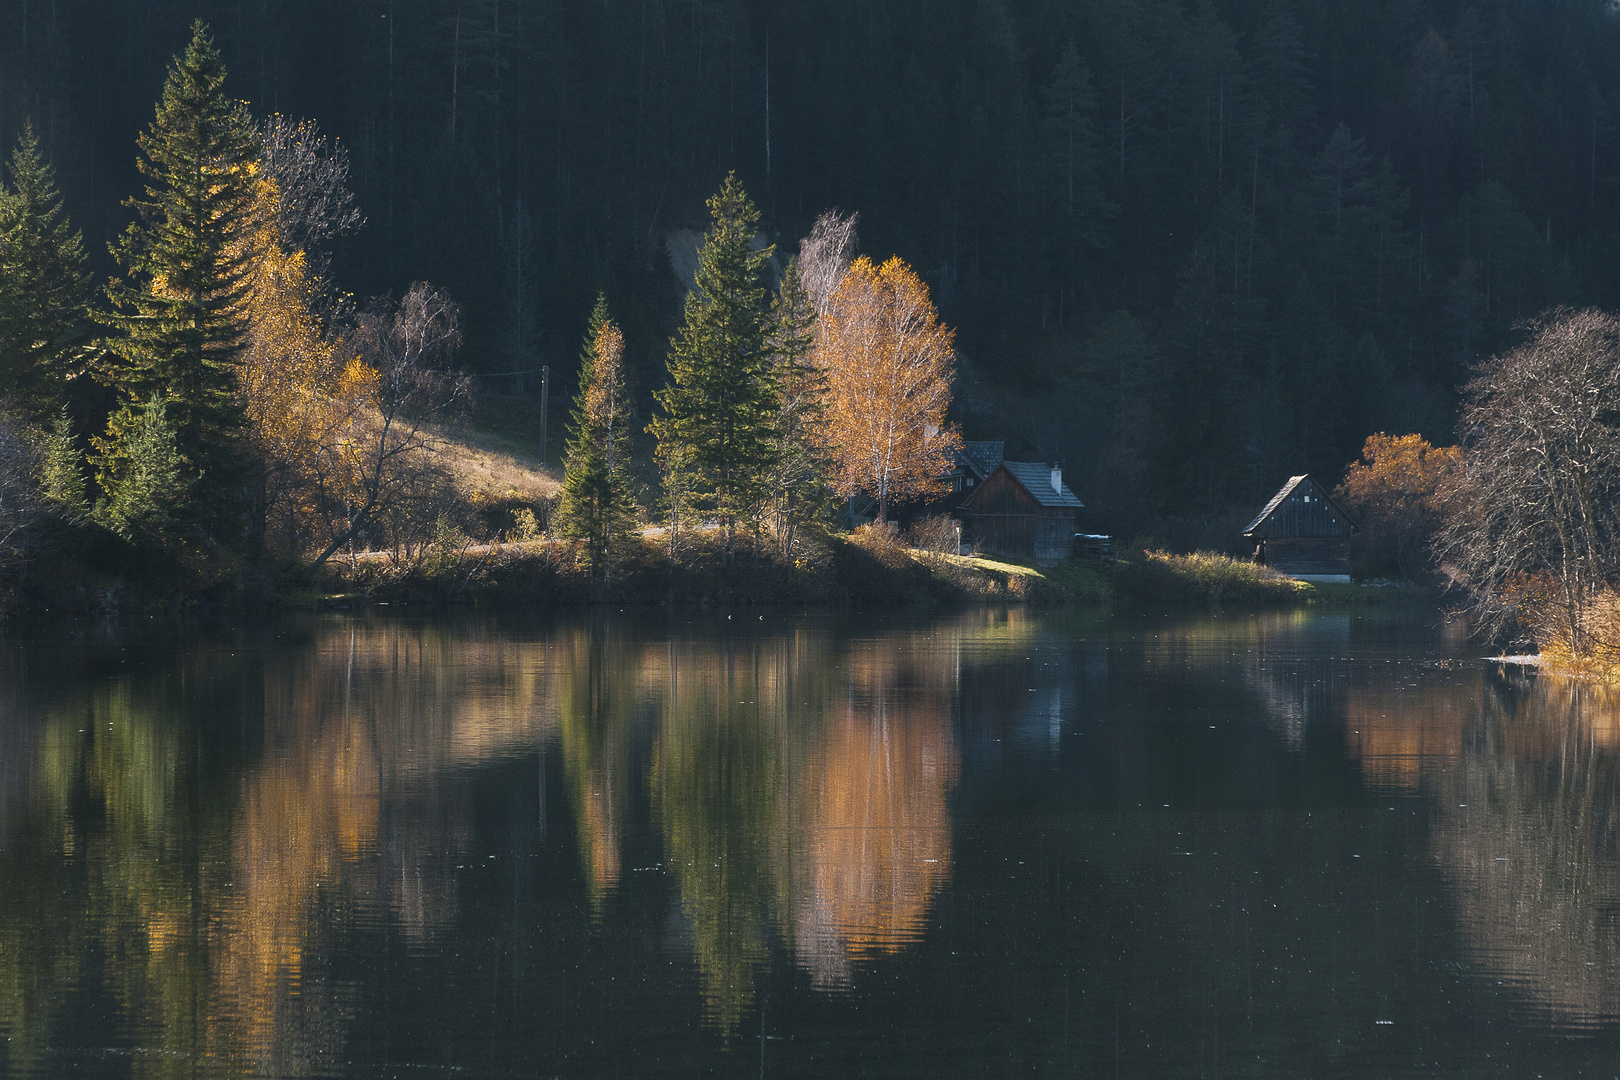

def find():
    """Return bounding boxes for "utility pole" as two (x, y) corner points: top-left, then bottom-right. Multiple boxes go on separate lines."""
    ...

(538, 365), (550, 463)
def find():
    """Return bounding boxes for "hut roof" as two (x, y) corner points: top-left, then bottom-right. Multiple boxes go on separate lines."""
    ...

(959, 441), (1005, 480)
(997, 462), (1085, 509)
(1243, 475), (1357, 539)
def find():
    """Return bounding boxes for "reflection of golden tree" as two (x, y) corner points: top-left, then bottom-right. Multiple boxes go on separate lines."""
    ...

(1342, 682), (1467, 791)
(211, 677), (380, 1074)
(1343, 669), (1620, 1028)
(791, 644), (957, 989)
(554, 620), (639, 908)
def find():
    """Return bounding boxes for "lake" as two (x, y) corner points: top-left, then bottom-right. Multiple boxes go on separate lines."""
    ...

(2, 606), (1619, 1078)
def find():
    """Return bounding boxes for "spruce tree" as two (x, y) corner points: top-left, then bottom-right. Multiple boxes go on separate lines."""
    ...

(765, 258), (829, 556)
(38, 408), (88, 519)
(0, 119), (91, 418)
(556, 296), (638, 589)
(650, 174), (777, 563)
(96, 396), (189, 543)
(95, 20), (260, 535)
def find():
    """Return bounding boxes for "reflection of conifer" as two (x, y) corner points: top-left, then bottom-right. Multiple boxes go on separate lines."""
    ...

(555, 296), (638, 590)
(653, 678), (783, 1036)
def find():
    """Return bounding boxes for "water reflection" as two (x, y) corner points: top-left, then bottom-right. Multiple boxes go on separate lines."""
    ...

(1346, 670), (1620, 1030)
(11, 609), (1620, 1076)
(0, 613), (983, 1065)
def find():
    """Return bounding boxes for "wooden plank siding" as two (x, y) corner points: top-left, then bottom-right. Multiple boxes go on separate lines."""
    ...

(960, 468), (1078, 565)
(1242, 476), (1355, 540)
(1243, 475), (1359, 579)
(1266, 538), (1353, 576)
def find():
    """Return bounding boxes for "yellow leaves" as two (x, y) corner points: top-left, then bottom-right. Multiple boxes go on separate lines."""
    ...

(584, 322), (626, 431)
(1340, 432), (1460, 520)
(235, 174), (381, 553)
(338, 355), (380, 402)
(816, 255), (960, 513)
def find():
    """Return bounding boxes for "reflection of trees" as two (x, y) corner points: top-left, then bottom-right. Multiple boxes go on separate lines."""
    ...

(650, 638), (794, 1035)
(0, 618), (558, 1075)
(0, 678), (225, 1080)
(644, 620), (963, 1028)
(1345, 669), (1620, 1029)
(1429, 676), (1620, 1029)
(554, 619), (637, 908)
(791, 645), (957, 990)
(0, 611), (987, 1055)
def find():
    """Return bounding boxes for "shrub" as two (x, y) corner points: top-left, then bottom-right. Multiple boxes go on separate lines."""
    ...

(904, 514), (959, 555)
(1112, 549), (1304, 604)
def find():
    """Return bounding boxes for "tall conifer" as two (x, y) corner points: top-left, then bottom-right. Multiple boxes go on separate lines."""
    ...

(556, 296), (638, 589)
(0, 119), (91, 417)
(95, 20), (260, 531)
(765, 259), (829, 555)
(650, 174), (776, 562)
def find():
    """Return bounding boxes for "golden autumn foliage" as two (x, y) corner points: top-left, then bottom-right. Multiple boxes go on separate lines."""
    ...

(1336, 432), (1459, 579)
(816, 255), (961, 522)
(236, 177), (379, 555)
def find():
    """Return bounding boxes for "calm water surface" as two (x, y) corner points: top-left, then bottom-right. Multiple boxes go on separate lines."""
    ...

(2, 607), (1619, 1077)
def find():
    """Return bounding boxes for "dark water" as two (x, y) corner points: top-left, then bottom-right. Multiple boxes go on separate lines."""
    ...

(2, 607), (1620, 1078)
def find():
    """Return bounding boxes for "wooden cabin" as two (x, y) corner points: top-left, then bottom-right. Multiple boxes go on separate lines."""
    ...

(959, 462), (1083, 565)
(848, 441), (1007, 530)
(1242, 475), (1359, 580)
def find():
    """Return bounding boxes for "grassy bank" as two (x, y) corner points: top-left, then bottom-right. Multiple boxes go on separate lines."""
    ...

(313, 531), (1440, 612)
(316, 527), (1114, 608)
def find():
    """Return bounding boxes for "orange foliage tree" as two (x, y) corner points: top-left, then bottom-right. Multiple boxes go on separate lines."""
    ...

(237, 176), (371, 554)
(1336, 432), (1459, 579)
(816, 256), (961, 523)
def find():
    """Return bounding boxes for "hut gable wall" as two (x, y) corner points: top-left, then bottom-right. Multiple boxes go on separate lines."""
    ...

(1245, 476), (1355, 539)
(963, 468), (1033, 515)
(960, 465), (1078, 564)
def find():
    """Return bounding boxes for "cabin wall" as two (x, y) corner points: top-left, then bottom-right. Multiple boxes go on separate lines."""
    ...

(1257, 480), (1354, 539)
(968, 508), (1075, 565)
(961, 469), (1077, 564)
(1033, 512), (1073, 564)
(1265, 537), (1351, 577)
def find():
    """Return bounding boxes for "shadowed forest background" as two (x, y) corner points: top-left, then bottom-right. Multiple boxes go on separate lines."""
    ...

(4, 0), (1618, 540)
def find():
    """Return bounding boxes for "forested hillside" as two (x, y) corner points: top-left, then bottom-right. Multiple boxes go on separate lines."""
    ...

(4, 0), (1618, 532)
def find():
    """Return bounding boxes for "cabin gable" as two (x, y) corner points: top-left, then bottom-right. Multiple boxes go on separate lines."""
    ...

(1242, 474), (1359, 580)
(1242, 475), (1357, 540)
(959, 463), (1082, 565)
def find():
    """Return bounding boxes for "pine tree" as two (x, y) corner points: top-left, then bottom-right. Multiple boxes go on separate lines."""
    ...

(650, 174), (777, 563)
(38, 408), (88, 519)
(765, 259), (829, 556)
(95, 20), (260, 534)
(95, 396), (189, 543)
(0, 119), (91, 418)
(556, 296), (638, 590)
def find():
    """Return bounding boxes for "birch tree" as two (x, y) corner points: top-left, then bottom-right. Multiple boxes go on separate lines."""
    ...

(817, 256), (961, 523)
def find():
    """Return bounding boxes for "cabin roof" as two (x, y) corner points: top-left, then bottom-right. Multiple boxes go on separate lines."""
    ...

(1243, 475), (1357, 538)
(959, 441), (1005, 480)
(997, 462), (1084, 509)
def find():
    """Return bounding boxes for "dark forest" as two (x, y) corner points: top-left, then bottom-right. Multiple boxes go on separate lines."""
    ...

(3, 0), (1619, 534)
